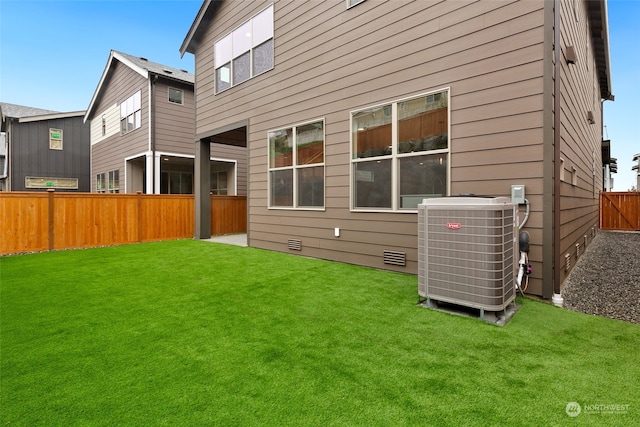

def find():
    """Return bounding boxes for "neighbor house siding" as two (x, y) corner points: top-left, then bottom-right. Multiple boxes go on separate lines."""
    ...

(91, 61), (149, 192)
(9, 116), (90, 192)
(154, 78), (195, 154)
(193, 0), (550, 283)
(557, 0), (603, 286)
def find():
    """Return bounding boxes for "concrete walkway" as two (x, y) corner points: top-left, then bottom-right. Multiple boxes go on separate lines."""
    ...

(202, 234), (247, 247)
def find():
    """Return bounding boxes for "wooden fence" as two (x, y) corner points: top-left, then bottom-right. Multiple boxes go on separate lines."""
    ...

(600, 192), (640, 231)
(0, 191), (247, 255)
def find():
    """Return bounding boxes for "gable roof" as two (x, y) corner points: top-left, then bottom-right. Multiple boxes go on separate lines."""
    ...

(84, 50), (195, 122)
(1, 102), (59, 122)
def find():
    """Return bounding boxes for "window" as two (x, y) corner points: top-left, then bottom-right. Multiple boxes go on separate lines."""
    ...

(210, 171), (228, 195)
(96, 173), (106, 193)
(108, 170), (119, 193)
(49, 128), (63, 150)
(215, 5), (274, 93)
(160, 171), (193, 194)
(268, 119), (325, 209)
(351, 89), (449, 211)
(120, 91), (141, 135)
(168, 87), (183, 105)
(347, 0), (366, 8)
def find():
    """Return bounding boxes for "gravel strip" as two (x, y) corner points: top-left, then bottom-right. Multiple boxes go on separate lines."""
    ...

(561, 230), (640, 325)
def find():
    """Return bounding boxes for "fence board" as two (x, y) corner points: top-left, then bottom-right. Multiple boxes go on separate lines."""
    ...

(1, 192), (246, 255)
(211, 195), (247, 235)
(600, 192), (640, 231)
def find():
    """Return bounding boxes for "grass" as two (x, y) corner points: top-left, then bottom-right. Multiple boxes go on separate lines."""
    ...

(1, 240), (638, 426)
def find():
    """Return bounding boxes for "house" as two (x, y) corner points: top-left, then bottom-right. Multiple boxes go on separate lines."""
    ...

(180, 0), (613, 299)
(0, 102), (91, 192)
(84, 50), (247, 195)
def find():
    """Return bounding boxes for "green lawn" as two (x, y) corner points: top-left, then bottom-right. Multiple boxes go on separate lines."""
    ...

(1, 240), (638, 426)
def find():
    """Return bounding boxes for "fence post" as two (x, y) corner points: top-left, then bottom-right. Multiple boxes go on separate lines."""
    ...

(47, 189), (55, 251)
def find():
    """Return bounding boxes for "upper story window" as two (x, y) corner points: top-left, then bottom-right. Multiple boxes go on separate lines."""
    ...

(49, 128), (63, 150)
(268, 119), (325, 209)
(347, 0), (366, 8)
(215, 4), (274, 93)
(120, 91), (141, 135)
(351, 89), (450, 211)
(168, 87), (183, 105)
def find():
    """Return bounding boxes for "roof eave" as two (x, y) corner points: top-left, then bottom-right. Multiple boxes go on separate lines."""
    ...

(84, 50), (149, 123)
(180, 0), (223, 57)
(588, 0), (613, 100)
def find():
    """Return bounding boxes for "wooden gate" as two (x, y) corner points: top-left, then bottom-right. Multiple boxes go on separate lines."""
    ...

(600, 192), (640, 231)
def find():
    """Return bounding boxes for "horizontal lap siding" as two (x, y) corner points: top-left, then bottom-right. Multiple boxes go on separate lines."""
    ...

(154, 79), (195, 155)
(194, 0), (546, 276)
(91, 62), (149, 191)
(557, 0), (603, 286)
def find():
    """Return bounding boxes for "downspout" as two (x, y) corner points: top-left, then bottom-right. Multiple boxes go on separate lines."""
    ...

(553, 0), (562, 297)
(151, 75), (157, 193)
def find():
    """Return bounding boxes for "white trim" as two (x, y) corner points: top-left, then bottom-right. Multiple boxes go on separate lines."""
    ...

(84, 50), (149, 124)
(19, 111), (85, 123)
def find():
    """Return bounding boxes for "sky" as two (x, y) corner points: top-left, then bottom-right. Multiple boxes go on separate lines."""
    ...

(0, 0), (638, 191)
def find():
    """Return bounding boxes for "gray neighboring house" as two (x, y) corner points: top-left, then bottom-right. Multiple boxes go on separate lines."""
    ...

(84, 50), (246, 195)
(0, 102), (90, 192)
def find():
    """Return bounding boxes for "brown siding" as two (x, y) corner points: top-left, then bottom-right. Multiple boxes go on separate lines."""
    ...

(557, 0), (603, 287)
(154, 78), (195, 154)
(90, 61), (149, 192)
(192, 0), (550, 283)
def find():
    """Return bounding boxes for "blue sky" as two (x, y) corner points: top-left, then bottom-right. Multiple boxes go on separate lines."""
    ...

(1, 0), (638, 191)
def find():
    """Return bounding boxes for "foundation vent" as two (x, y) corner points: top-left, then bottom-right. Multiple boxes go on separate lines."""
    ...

(383, 250), (406, 267)
(288, 239), (302, 251)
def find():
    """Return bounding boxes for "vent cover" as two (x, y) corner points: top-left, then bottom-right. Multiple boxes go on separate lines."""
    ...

(418, 197), (516, 312)
(288, 239), (302, 251)
(383, 250), (406, 266)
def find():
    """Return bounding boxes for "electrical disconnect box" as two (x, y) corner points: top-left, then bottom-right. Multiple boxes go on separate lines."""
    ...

(511, 185), (526, 205)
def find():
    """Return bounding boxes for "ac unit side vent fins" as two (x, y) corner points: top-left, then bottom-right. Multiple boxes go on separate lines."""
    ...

(384, 250), (406, 267)
(288, 239), (302, 251)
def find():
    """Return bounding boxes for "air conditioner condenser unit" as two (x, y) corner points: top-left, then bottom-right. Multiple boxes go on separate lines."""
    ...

(418, 197), (517, 318)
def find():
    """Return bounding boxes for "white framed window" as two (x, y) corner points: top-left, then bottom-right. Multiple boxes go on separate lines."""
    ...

(268, 119), (325, 209)
(215, 4), (274, 93)
(108, 170), (119, 193)
(168, 87), (183, 105)
(351, 88), (450, 211)
(120, 91), (141, 135)
(96, 173), (106, 193)
(49, 128), (63, 150)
